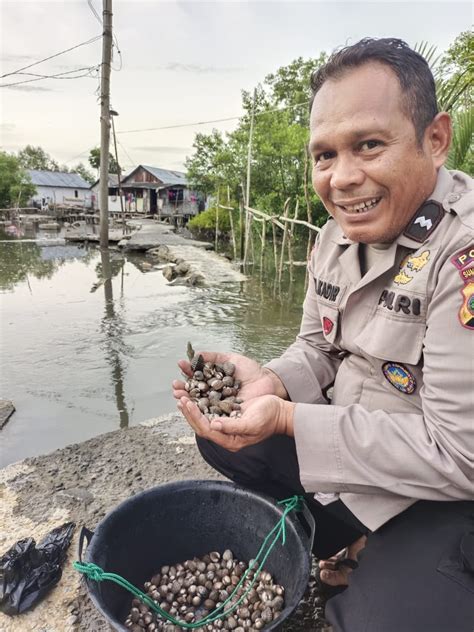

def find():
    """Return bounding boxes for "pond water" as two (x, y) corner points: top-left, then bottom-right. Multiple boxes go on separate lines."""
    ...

(0, 225), (308, 467)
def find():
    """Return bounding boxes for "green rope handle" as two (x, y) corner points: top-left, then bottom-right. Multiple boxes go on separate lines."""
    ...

(73, 494), (303, 629)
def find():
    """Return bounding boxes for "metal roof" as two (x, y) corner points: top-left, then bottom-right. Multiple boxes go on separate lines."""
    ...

(90, 174), (121, 188)
(139, 165), (188, 186)
(27, 169), (91, 189)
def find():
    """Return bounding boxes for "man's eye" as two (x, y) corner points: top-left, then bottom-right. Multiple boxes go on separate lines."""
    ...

(315, 151), (334, 164)
(360, 140), (381, 151)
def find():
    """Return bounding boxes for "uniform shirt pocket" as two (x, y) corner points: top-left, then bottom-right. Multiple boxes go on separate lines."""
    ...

(354, 315), (425, 365)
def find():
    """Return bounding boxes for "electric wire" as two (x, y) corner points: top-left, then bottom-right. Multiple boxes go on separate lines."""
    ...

(0, 66), (100, 88)
(87, 0), (122, 71)
(116, 99), (310, 135)
(0, 36), (102, 79)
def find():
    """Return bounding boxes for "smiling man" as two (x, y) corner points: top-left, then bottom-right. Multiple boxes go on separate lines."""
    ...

(173, 39), (473, 631)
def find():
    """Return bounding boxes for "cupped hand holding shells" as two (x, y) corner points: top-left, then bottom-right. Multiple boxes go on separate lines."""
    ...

(172, 351), (284, 402)
(178, 394), (296, 452)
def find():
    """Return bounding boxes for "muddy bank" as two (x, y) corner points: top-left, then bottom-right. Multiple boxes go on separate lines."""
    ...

(0, 414), (331, 632)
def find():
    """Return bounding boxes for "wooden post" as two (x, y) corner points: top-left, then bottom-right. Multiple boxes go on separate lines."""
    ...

(271, 220), (278, 270)
(110, 114), (125, 235)
(260, 218), (266, 269)
(99, 0), (113, 249)
(245, 89), (256, 209)
(215, 189), (219, 252)
(239, 198), (245, 261)
(278, 198), (291, 282)
(227, 186), (237, 259)
(287, 200), (299, 283)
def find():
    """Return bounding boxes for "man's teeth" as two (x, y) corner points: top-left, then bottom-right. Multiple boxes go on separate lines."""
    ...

(343, 198), (380, 213)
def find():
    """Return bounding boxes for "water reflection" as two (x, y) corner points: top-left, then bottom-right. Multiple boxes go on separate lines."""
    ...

(99, 249), (130, 428)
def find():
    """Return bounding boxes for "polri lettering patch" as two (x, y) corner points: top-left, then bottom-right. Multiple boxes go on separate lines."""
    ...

(451, 246), (474, 330)
(403, 201), (444, 242)
(314, 277), (341, 302)
(379, 290), (421, 315)
(382, 362), (416, 394)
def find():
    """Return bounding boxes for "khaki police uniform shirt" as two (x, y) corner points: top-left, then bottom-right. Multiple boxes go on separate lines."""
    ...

(266, 167), (474, 532)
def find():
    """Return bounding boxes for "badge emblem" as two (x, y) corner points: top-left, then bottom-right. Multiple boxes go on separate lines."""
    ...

(394, 249), (430, 286)
(322, 317), (334, 335)
(382, 362), (416, 394)
(394, 270), (413, 285)
(406, 250), (430, 272)
(451, 246), (474, 330)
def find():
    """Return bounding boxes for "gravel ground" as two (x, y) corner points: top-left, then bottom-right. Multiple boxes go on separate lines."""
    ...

(0, 414), (332, 631)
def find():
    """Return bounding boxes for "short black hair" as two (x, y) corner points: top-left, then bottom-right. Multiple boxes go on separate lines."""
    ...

(310, 38), (439, 144)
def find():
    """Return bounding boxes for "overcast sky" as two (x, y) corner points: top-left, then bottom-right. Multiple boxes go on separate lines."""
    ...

(0, 1), (471, 173)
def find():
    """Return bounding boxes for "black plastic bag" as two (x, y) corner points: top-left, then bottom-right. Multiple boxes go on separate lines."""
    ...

(0, 522), (75, 615)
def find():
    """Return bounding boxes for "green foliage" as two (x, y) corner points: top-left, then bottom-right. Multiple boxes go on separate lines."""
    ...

(17, 145), (60, 171)
(88, 147), (120, 174)
(416, 32), (473, 171)
(73, 162), (95, 184)
(0, 151), (36, 208)
(185, 54), (326, 221)
(188, 205), (232, 232)
(187, 31), (472, 230)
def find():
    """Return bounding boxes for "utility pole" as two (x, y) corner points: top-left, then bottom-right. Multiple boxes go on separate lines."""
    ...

(110, 112), (125, 235)
(99, 0), (113, 249)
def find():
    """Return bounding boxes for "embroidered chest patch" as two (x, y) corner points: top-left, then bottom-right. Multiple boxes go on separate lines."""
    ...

(382, 362), (416, 394)
(451, 246), (474, 330)
(394, 250), (430, 286)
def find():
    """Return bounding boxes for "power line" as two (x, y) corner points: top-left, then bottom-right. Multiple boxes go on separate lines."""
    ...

(116, 100), (310, 135)
(0, 35), (101, 79)
(0, 66), (100, 88)
(87, 0), (122, 71)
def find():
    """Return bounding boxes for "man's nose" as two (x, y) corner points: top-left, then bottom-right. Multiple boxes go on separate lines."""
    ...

(330, 156), (364, 189)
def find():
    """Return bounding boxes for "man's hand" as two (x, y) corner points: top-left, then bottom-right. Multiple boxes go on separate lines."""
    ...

(172, 351), (288, 402)
(178, 394), (295, 452)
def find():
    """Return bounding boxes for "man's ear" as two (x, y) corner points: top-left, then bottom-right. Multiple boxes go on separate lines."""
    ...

(425, 112), (452, 168)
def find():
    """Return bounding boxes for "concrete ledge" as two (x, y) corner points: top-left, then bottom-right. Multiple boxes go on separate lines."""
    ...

(0, 413), (330, 631)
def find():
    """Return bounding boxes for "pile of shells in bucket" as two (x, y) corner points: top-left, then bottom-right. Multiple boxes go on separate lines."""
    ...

(124, 549), (285, 632)
(184, 343), (243, 420)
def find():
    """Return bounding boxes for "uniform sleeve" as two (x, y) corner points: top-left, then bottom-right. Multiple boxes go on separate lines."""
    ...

(264, 253), (342, 405)
(294, 252), (474, 501)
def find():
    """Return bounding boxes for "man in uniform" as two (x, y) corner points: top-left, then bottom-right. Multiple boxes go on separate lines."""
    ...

(173, 38), (473, 631)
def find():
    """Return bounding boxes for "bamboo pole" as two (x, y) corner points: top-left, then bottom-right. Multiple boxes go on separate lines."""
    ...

(239, 197), (245, 261)
(287, 200), (299, 283)
(278, 217), (320, 232)
(278, 198), (291, 283)
(215, 189), (219, 252)
(271, 220), (278, 270)
(260, 218), (266, 269)
(227, 186), (237, 259)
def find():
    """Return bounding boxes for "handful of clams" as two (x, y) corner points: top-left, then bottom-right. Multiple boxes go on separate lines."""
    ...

(185, 343), (243, 419)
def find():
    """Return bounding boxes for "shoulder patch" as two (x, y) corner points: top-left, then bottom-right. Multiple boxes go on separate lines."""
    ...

(403, 201), (444, 242)
(451, 246), (474, 330)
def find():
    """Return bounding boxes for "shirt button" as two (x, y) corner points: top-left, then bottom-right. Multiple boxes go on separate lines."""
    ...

(447, 193), (461, 203)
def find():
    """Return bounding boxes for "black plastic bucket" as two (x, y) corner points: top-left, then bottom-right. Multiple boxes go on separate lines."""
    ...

(79, 479), (315, 631)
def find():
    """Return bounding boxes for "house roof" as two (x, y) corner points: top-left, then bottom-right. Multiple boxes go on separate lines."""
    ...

(27, 169), (91, 189)
(90, 174), (121, 189)
(123, 165), (188, 186)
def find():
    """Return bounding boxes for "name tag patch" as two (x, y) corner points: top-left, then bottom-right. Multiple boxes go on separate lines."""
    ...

(382, 362), (416, 394)
(314, 277), (341, 302)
